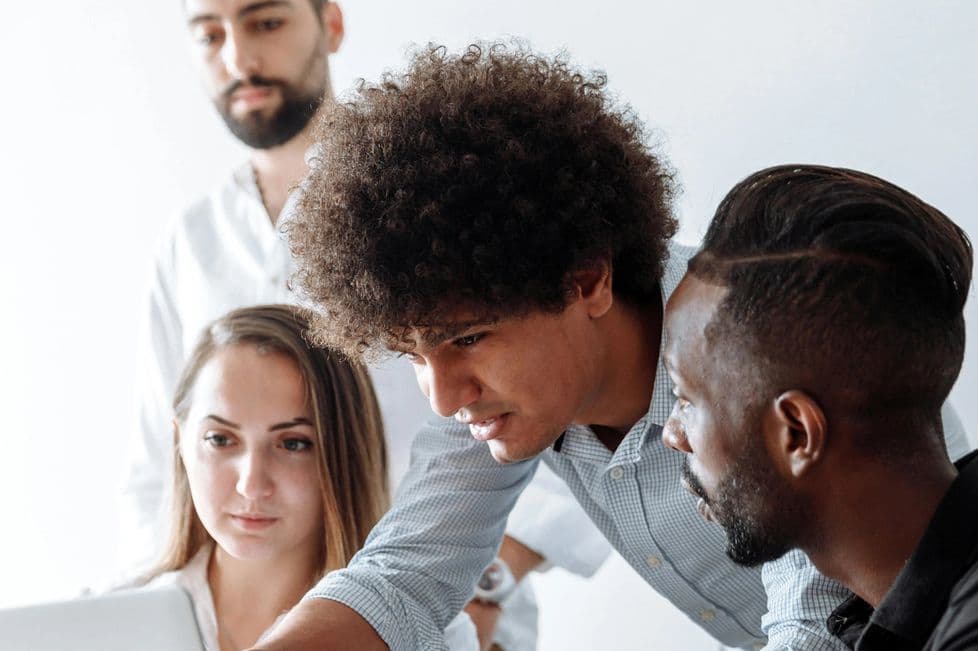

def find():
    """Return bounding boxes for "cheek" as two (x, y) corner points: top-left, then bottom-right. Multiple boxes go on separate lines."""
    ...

(183, 452), (232, 518)
(279, 461), (324, 521)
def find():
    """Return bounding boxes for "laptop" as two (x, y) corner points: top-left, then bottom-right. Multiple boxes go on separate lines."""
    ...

(0, 584), (206, 651)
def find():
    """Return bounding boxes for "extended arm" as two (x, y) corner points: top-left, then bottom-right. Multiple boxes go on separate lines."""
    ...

(255, 417), (539, 651)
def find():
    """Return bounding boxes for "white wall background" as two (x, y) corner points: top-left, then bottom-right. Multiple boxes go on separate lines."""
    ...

(1, 1), (975, 649)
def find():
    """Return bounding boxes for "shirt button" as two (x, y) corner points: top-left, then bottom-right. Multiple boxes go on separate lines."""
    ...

(645, 555), (662, 569)
(699, 609), (716, 622)
(609, 467), (624, 480)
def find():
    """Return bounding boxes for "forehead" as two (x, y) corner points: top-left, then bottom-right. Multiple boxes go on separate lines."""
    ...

(663, 274), (728, 367)
(185, 0), (297, 21)
(191, 345), (305, 405)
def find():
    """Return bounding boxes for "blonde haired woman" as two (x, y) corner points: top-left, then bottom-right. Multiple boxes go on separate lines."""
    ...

(141, 305), (476, 650)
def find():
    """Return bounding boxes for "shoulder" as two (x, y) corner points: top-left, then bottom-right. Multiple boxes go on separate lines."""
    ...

(928, 558), (978, 647)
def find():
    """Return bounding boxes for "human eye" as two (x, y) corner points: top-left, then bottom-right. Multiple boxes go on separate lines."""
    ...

(452, 332), (485, 348)
(281, 437), (313, 453)
(251, 16), (285, 33)
(191, 24), (223, 47)
(203, 431), (233, 448)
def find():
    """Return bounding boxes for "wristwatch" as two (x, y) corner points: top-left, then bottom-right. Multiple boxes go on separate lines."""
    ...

(473, 557), (517, 604)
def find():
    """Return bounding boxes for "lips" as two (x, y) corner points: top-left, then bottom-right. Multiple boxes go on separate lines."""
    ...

(459, 413), (510, 442)
(230, 513), (279, 531)
(230, 86), (275, 109)
(680, 473), (716, 524)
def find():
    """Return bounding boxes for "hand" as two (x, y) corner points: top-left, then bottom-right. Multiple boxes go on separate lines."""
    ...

(463, 598), (502, 651)
(247, 598), (387, 651)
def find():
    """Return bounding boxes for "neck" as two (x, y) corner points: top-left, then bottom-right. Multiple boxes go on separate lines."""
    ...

(804, 454), (956, 607)
(208, 543), (320, 648)
(583, 295), (663, 450)
(248, 114), (319, 223)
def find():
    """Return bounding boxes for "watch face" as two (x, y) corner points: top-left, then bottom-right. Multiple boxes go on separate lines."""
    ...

(478, 563), (503, 591)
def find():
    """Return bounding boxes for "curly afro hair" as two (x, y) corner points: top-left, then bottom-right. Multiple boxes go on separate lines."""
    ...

(289, 41), (678, 357)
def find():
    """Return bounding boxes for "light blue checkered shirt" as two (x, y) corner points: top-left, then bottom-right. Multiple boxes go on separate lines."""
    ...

(308, 242), (972, 650)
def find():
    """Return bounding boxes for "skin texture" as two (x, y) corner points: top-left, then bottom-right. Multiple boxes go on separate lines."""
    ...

(660, 275), (805, 566)
(177, 344), (324, 649)
(396, 266), (660, 463)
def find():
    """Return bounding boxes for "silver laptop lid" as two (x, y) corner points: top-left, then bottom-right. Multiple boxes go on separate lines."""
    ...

(0, 585), (206, 651)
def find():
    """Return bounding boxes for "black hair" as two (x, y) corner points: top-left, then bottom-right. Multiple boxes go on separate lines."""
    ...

(690, 164), (971, 439)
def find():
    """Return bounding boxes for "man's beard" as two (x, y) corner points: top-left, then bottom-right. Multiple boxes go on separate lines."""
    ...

(216, 74), (326, 149)
(680, 443), (805, 567)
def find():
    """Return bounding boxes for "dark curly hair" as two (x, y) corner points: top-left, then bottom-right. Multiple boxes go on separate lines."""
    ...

(690, 164), (972, 451)
(288, 41), (678, 357)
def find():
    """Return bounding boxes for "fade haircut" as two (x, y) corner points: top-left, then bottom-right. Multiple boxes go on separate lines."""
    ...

(689, 165), (972, 450)
(288, 41), (677, 358)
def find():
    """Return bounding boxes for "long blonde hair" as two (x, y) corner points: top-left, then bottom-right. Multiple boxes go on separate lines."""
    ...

(151, 304), (388, 579)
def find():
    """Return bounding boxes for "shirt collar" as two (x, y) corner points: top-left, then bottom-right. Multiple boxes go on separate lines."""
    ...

(829, 448), (978, 647)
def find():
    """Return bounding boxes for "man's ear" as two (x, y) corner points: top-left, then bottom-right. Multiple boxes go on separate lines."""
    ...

(321, 2), (345, 54)
(768, 390), (827, 478)
(571, 260), (613, 319)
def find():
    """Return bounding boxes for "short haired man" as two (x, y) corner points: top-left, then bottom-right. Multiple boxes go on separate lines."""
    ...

(662, 164), (976, 649)
(122, 6), (609, 649)
(252, 42), (970, 650)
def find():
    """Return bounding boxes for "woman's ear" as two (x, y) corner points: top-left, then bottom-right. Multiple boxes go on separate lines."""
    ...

(770, 390), (827, 478)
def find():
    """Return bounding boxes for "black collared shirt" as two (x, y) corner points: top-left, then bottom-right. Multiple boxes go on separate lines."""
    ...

(827, 449), (978, 650)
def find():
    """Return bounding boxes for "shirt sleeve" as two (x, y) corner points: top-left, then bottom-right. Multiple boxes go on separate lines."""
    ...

(504, 462), (612, 577)
(306, 416), (538, 651)
(117, 222), (184, 572)
(760, 550), (851, 650)
(442, 612), (479, 651)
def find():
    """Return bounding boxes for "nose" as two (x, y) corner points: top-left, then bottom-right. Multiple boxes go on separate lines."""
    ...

(220, 26), (261, 81)
(235, 449), (274, 500)
(662, 405), (692, 454)
(417, 358), (480, 418)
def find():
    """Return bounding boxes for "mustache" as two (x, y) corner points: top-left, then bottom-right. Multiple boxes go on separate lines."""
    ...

(222, 75), (285, 102)
(680, 456), (711, 504)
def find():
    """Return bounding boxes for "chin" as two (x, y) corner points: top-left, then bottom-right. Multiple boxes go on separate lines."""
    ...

(487, 438), (546, 464)
(214, 533), (280, 561)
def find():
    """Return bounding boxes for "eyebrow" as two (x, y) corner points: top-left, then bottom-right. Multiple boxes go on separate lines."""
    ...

(204, 414), (240, 428)
(269, 417), (314, 432)
(424, 320), (499, 347)
(187, 0), (292, 26)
